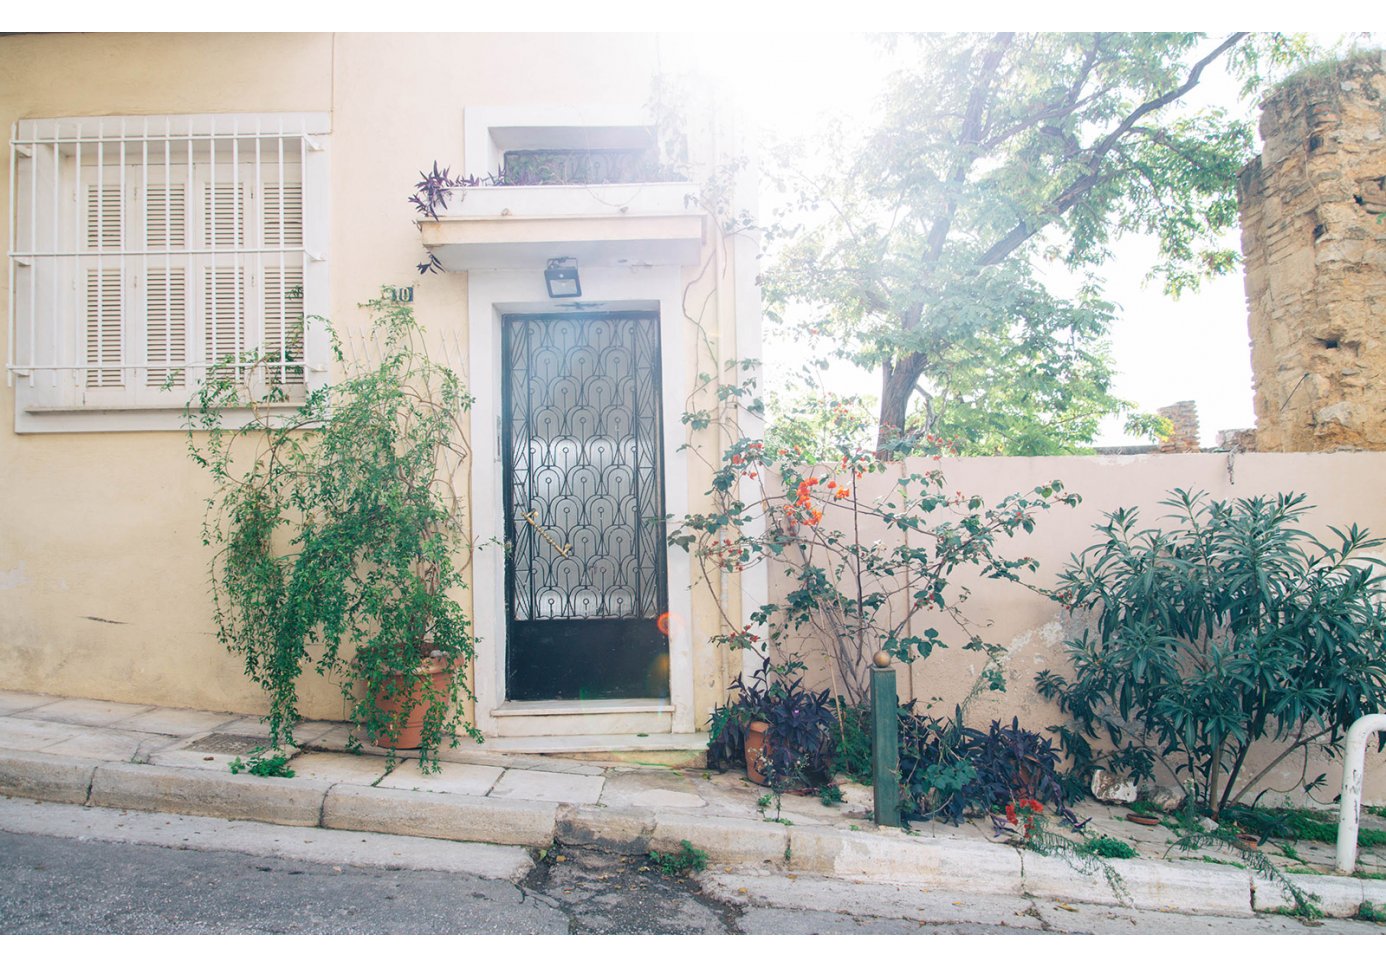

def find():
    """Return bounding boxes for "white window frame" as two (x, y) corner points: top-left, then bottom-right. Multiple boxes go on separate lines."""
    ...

(463, 105), (658, 183)
(8, 113), (331, 433)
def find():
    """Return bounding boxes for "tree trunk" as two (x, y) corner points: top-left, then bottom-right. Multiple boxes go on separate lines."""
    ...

(877, 352), (927, 455)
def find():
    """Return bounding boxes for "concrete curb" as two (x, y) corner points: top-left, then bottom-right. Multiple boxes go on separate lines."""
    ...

(322, 785), (557, 847)
(0, 750), (101, 805)
(3, 749), (1383, 921)
(89, 762), (328, 827)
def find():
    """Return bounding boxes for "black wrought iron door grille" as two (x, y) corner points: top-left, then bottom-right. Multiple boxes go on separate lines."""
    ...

(502, 311), (667, 625)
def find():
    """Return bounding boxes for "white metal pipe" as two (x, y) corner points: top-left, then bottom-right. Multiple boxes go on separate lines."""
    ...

(1336, 713), (1386, 873)
(29, 123), (39, 384)
(8, 123), (18, 384)
(71, 131), (80, 389)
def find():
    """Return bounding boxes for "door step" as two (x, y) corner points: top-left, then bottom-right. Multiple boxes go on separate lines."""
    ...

(479, 731), (709, 768)
(489, 699), (676, 738)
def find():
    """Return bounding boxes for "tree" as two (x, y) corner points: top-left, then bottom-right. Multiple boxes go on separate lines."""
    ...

(765, 32), (1310, 454)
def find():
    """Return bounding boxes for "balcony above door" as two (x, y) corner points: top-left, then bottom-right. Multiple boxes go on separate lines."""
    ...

(417, 182), (705, 271)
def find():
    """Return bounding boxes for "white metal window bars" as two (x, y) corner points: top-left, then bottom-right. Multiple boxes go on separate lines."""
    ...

(8, 114), (328, 416)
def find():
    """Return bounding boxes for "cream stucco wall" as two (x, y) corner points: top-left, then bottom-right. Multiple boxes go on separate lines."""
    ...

(767, 452), (1386, 805)
(0, 33), (747, 732)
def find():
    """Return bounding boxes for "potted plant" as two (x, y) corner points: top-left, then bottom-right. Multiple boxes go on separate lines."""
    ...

(187, 291), (480, 770)
(707, 659), (836, 791)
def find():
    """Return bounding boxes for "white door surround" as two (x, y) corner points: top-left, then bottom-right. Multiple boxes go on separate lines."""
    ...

(466, 265), (694, 739)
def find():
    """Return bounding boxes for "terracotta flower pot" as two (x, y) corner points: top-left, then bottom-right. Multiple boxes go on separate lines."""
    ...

(372, 654), (453, 751)
(744, 720), (771, 786)
(1125, 813), (1161, 826)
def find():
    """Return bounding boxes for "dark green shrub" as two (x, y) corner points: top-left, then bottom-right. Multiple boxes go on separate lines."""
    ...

(1039, 489), (1386, 817)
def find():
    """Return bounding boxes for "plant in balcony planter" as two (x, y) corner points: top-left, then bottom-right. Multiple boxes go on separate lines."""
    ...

(186, 292), (480, 770)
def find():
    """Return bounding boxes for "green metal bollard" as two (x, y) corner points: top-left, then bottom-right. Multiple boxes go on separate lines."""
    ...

(870, 650), (900, 827)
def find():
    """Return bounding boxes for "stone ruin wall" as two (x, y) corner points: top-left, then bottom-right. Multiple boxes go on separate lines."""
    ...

(1239, 52), (1386, 452)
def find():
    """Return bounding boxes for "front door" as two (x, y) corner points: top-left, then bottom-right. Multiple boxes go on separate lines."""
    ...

(501, 311), (669, 701)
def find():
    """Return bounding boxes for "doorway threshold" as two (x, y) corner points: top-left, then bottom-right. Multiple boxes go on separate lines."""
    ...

(479, 731), (709, 767)
(492, 699), (674, 717)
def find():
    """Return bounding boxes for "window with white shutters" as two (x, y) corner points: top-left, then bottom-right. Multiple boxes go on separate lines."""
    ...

(8, 113), (330, 432)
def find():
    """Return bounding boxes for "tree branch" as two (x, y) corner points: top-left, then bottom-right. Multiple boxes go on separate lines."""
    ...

(975, 31), (1248, 269)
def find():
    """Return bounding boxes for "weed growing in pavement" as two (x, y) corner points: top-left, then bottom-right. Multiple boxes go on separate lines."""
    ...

(1168, 827), (1320, 918)
(648, 840), (709, 876)
(1223, 804), (1386, 848)
(228, 753), (295, 778)
(1358, 901), (1386, 923)
(1077, 835), (1137, 860)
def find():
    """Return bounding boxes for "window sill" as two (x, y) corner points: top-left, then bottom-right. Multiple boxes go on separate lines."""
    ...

(16, 399), (306, 435)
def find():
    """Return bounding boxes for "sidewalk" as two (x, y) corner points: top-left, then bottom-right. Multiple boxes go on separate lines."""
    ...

(2, 687), (1384, 923)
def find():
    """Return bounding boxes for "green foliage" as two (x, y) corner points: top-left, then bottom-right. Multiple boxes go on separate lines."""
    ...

(1038, 489), (1386, 816)
(648, 840), (709, 876)
(1169, 827), (1321, 918)
(1078, 835), (1137, 859)
(897, 711), (1080, 826)
(1357, 901), (1386, 923)
(711, 658), (837, 792)
(228, 753), (296, 778)
(674, 369), (1079, 704)
(186, 293), (480, 770)
(831, 701), (874, 784)
(764, 32), (1316, 452)
(1224, 805), (1386, 848)
(819, 783), (845, 806)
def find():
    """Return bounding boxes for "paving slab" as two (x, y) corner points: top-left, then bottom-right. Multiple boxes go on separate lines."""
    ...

(147, 747), (249, 772)
(14, 697), (154, 727)
(0, 691), (60, 716)
(599, 769), (707, 811)
(41, 726), (181, 762)
(213, 716), (340, 747)
(435, 745), (607, 776)
(489, 768), (605, 805)
(287, 751), (393, 786)
(374, 760), (503, 797)
(0, 717), (90, 752)
(299, 723), (362, 753)
(113, 707), (241, 736)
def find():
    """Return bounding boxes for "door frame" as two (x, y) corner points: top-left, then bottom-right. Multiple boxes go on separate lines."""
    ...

(500, 309), (670, 702)
(468, 266), (694, 735)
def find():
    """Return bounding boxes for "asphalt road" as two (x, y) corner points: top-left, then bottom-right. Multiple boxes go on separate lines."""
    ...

(1, 799), (1382, 936)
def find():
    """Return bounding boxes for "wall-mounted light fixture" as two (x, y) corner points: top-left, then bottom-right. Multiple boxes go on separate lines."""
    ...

(544, 257), (581, 298)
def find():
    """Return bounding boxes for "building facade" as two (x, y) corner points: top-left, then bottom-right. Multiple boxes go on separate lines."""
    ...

(0, 33), (761, 754)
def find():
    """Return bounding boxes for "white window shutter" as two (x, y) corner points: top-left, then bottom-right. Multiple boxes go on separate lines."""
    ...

(145, 269), (187, 387)
(145, 185), (187, 249)
(84, 269), (124, 388)
(262, 183), (303, 248)
(262, 267), (305, 386)
(203, 267), (244, 374)
(202, 182), (245, 248)
(85, 185), (123, 250)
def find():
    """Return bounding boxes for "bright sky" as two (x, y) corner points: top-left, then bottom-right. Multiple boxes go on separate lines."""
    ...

(671, 32), (1318, 448)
